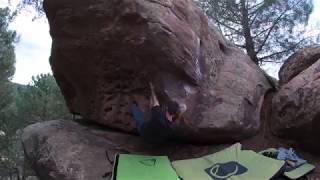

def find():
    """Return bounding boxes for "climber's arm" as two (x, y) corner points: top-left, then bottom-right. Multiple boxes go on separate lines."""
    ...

(149, 82), (160, 107)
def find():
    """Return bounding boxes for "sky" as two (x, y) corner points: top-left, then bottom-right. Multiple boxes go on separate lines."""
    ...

(261, 0), (320, 77)
(0, 0), (320, 84)
(0, 0), (52, 84)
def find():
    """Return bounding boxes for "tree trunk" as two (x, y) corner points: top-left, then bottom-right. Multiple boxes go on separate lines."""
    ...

(240, 0), (259, 64)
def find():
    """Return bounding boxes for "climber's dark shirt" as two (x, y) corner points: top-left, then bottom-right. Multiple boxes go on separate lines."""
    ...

(140, 106), (177, 143)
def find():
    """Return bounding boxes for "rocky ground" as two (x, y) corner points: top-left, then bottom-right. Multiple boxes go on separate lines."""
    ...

(22, 118), (320, 180)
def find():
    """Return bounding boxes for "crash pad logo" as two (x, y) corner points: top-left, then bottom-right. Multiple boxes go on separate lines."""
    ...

(139, 159), (157, 166)
(205, 161), (248, 180)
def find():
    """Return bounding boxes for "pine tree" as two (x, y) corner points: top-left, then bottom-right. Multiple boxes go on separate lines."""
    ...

(196, 0), (314, 64)
(0, 7), (16, 112)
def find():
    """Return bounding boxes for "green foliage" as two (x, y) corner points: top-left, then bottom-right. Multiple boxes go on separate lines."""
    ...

(0, 7), (16, 81)
(17, 74), (71, 122)
(0, 81), (13, 113)
(0, 11), (16, 160)
(0, 7), (16, 112)
(196, 0), (314, 64)
(0, 74), (71, 179)
(0, 6), (69, 179)
(0, 8), (18, 177)
(17, 0), (44, 18)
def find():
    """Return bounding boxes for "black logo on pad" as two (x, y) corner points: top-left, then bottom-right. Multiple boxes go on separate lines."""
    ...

(205, 161), (247, 180)
(139, 159), (157, 166)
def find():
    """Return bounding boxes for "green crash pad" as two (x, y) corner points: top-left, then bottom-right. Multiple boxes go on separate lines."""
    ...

(172, 143), (286, 180)
(112, 154), (180, 180)
(259, 148), (315, 179)
(284, 163), (315, 179)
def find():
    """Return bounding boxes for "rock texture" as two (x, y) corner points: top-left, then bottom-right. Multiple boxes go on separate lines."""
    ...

(44, 0), (271, 142)
(272, 57), (320, 153)
(279, 45), (320, 86)
(22, 120), (228, 180)
(22, 120), (320, 180)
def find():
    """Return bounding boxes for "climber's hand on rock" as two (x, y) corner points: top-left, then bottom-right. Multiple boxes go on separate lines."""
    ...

(149, 82), (154, 90)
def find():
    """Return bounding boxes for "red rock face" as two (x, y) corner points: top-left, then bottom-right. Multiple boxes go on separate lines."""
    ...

(44, 0), (271, 142)
(22, 120), (229, 180)
(22, 120), (320, 180)
(273, 57), (320, 152)
(279, 45), (320, 86)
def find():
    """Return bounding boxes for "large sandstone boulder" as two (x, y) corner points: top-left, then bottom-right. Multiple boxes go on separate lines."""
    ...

(22, 120), (228, 180)
(44, 0), (271, 142)
(272, 57), (320, 153)
(279, 45), (320, 86)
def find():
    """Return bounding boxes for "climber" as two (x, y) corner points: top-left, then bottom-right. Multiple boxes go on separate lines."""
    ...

(131, 82), (183, 143)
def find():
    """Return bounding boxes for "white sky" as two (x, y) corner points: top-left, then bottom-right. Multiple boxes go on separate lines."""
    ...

(0, 0), (319, 84)
(0, 0), (52, 84)
(261, 0), (320, 78)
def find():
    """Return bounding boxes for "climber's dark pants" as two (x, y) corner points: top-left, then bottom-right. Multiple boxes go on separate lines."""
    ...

(131, 103), (145, 133)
